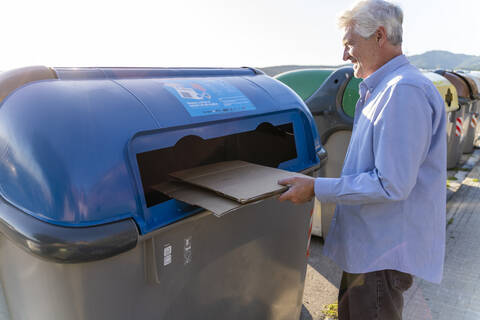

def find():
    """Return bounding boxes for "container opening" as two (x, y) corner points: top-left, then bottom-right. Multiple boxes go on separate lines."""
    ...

(136, 122), (297, 208)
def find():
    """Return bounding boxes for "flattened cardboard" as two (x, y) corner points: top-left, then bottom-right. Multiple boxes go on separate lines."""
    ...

(152, 181), (242, 217)
(169, 160), (307, 204)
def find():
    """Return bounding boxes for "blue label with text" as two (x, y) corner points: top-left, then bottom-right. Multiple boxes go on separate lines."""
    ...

(161, 79), (256, 117)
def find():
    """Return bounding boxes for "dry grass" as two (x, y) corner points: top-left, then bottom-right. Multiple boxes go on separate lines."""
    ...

(322, 303), (338, 320)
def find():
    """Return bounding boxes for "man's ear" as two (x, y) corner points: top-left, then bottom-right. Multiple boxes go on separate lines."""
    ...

(376, 26), (387, 47)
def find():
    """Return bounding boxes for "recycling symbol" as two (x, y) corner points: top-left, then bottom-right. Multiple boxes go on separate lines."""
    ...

(445, 88), (453, 107)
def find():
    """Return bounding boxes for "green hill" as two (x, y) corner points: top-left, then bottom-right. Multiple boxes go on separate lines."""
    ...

(259, 50), (480, 76)
(407, 50), (480, 71)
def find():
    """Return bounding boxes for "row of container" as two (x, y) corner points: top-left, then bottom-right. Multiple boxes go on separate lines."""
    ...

(274, 67), (480, 237)
(0, 63), (477, 320)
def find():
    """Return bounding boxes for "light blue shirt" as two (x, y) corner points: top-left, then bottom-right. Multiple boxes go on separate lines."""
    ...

(315, 55), (446, 283)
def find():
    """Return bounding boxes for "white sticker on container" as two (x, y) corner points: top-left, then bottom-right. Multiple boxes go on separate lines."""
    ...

(164, 245), (172, 257)
(163, 244), (172, 266)
(164, 254), (172, 266)
(184, 237), (192, 265)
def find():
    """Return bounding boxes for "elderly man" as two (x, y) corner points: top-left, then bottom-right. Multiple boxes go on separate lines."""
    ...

(279, 0), (446, 319)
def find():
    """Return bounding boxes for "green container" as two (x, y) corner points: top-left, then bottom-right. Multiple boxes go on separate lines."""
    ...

(275, 68), (360, 120)
(275, 69), (333, 101)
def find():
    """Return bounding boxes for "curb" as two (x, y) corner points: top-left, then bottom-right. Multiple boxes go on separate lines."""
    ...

(446, 149), (480, 201)
(446, 149), (480, 225)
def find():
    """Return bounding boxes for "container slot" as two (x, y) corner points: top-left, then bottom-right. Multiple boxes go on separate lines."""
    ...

(136, 122), (297, 208)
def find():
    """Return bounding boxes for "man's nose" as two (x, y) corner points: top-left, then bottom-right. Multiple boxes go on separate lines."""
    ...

(343, 47), (350, 61)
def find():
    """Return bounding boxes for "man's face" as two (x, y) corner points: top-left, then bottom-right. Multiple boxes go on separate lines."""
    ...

(342, 27), (378, 79)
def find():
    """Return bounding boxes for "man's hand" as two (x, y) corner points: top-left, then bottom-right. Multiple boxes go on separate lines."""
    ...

(278, 176), (315, 203)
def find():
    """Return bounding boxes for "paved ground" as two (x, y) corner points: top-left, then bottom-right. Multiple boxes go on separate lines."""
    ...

(300, 238), (342, 320)
(403, 150), (480, 320)
(301, 149), (480, 320)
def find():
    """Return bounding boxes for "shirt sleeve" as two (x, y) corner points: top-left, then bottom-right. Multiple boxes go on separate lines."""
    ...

(314, 84), (433, 204)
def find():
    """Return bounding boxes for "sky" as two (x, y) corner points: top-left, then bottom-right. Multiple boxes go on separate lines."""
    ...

(1, 0), (479, 70)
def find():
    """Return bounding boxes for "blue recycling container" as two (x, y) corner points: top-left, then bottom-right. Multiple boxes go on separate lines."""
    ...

(0, 66), (325, 320)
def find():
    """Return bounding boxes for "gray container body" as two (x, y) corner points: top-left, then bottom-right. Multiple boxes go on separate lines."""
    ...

(462, 101), (480, 154)
(303, 68), (355, 238)
(447, 107), (466, 169)
(0, 283), (7, 320)
(0, 197), (312, 320)
(316, 130), (351, 238)
(476, 106), (480, 148)
(446, 111), (458, 169)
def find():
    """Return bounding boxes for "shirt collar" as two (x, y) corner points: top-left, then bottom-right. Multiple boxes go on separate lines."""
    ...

(360, 54), (409, 93)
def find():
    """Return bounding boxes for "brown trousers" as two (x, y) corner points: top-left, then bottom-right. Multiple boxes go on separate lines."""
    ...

(338, 270), (413, 320)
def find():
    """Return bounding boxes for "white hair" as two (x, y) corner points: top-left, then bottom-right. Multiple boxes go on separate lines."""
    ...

(338, 0), (403, 45)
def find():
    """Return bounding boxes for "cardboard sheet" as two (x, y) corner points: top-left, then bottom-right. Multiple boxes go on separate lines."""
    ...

(152, 181), (242, 217)
(169, 160), (307, 204)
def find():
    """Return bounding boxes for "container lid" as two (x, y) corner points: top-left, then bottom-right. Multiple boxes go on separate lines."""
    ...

(278, 67), (355, 122)
(275, 69), (333, 101)
(436, 71), (471, 105)
(423, 72), (460, 112)
(467, 73), (480, 98)
(457, 72), (480, 100)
